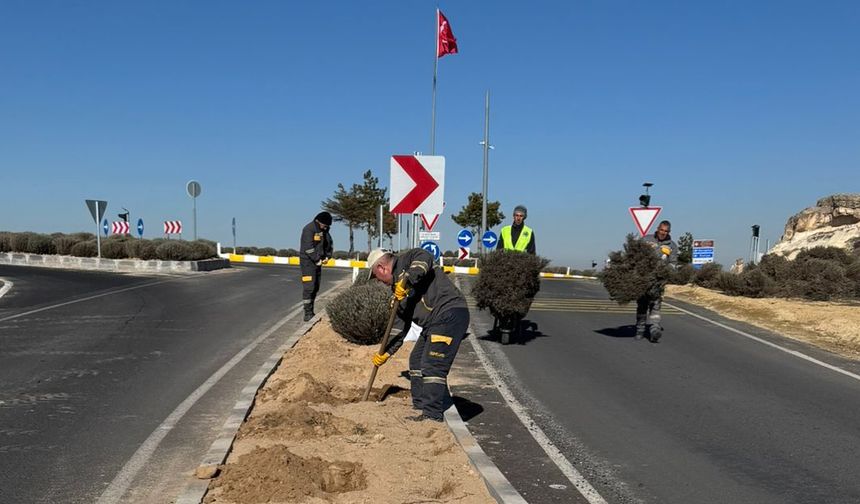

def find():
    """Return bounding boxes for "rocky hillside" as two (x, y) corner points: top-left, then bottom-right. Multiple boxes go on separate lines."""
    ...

(770, 194), (860, 259)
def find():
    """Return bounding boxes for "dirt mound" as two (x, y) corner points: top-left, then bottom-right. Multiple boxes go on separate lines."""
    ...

(206, 445), (366, 503)
(239, 403), (363, 439)
(261, 372), (347, 405)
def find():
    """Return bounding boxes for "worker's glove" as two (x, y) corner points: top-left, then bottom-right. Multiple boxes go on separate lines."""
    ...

(660, 246), (671, 257)
(372, 352), (391, 367)
(394, 279), (410, 301)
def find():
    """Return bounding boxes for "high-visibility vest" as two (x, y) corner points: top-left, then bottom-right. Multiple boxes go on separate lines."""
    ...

(501, 225), (532, 252)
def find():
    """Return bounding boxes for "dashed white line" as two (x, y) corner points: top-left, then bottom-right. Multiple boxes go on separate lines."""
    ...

(0, 278), (13, 300)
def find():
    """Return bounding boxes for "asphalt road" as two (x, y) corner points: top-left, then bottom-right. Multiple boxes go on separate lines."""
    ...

(461, 277), (860, 504)
(0, 263), (350, 504)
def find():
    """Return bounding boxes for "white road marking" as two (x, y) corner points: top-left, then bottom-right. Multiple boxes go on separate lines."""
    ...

(467, 326), (609, 504)
(0, 278), (13, 299)
(664, 301), (860, 383)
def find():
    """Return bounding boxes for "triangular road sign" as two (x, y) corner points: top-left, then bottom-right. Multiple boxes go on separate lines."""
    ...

(629, 207), (662, 237)
(421, 214), (440, 232)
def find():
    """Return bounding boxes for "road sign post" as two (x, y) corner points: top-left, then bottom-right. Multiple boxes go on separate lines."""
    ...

(692, 239), (715, 269)
(457, 229), (473, 248)
(137, 218), (144, 238)
(390, 155), (445, 215)
(481, 230), (498, 250)
(458, 247), (470, 261)
(232, 217), (237, 252)
(629, 207), (662, 237)
(420, 241), (441, 261)
(86, 200), (107, 258)
(187, 180), (201, 241)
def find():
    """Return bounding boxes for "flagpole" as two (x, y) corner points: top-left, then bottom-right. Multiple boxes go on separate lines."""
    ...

(431, 8), (439, 156)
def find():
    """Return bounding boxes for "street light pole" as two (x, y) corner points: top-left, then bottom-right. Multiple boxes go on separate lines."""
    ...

(480, 90), (491, 255)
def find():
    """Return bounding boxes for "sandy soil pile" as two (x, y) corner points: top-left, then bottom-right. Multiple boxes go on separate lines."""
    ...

(666, 284), (860, 359)
(204, 318), (495, 504)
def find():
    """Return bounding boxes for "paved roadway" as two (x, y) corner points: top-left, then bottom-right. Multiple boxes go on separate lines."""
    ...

(457, 277), (860, 504)
(0, 263), (350, 504)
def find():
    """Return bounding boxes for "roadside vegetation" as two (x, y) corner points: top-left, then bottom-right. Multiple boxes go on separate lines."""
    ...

(0, 231), (217, 261)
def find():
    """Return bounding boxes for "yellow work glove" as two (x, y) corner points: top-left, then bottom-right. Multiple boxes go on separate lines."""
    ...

(660, 246), (671, 256)
(372, 352), (391, 367)
(394, 279), (410, 301)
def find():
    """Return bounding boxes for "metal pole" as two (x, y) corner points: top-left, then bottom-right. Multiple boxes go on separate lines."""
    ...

(95, 201), (102, 259)
(192, 196), (198, 241)
(430, 10), (439, 156)
(378, 205), (384, 248)
(233, 217), (237, 252)
(481, 90), (490, 255)
(398, 214), (402, 251)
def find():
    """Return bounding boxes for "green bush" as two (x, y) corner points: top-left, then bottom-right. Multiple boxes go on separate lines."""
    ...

(719, 269), (776, 298)
(780, 258), (851, 301)
(101, 239), (129, 259)
(693, 263), (723, 289)
(795, 246), (853, 266)
(71, 240), (98, 257)
(11, 232), (36, 252)
(326, 281), (392, 344)
(188, 240), (216, 260)
(156, 241), (194, 261)
(52, 235), (83, 255)
(126, 240), (158, 260)
(0, 232), (12, 252)
(256, 247), (277, 257)
(26, 234), (56, 255)
(670, 263), (696, 285)
(600, 235), (672, 305)
(757, 254), (791, 282)
(473, 250), (548, 318)
(279, 248), (300, 257)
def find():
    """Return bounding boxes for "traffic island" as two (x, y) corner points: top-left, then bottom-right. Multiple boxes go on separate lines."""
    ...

(200, 318), (496, 504)
(0, 252), (230, 274)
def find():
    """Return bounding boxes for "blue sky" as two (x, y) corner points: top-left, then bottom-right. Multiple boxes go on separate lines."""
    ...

(1, 1), (858, 268)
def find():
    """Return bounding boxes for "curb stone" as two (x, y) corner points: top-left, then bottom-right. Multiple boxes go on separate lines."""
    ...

(174, 279), (349, 504)
(0, 252), (229, 274)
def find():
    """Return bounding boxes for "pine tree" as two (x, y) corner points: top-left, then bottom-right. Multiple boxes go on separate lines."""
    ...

(678, 232), (693, 264)
(451, 192), (505, 236)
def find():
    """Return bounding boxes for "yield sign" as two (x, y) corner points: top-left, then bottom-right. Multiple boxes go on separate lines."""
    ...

(458, 247), (470, 261)
(421, 214), (440, 232)
(629, 207), (662, 237)
(390, 155), (444, 214)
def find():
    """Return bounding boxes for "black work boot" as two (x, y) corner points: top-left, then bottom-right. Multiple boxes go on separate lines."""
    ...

(634, 325), (646, 340)
(303, 303), (314, 322)
(649, 326), (662, 343)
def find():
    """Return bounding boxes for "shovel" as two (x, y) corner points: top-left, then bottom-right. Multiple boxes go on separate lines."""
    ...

(362, 295), (399, 401)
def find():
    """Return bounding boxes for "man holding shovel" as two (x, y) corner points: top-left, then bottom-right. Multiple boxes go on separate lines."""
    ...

(367, 248), (469, 422)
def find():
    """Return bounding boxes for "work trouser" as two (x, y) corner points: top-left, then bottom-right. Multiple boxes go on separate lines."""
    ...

(635, 295), (662, 335)
(300, 260), (321, 310)
(408, 307), (469, 420)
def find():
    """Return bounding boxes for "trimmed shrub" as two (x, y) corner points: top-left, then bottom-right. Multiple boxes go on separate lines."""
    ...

(101, 239), (129, 259)
(795, 246), (853, 266)
(70, 232), (95, 241)
(693, 263), (723, 289)
(126, 240), (158, 260)
(719, 269), (776, 298)
(473, 250), (548, 318)
(26, 234), (56, 255)
(256, 247), (277, 257)
(0, 232), (12, 252)
(758, 254), (791, 282)
(670, 263), (696, 285)
(53, 235), (83, 255)
(70, 240), (98, 257)
(188, 240), (216, 260)
(780, 258), (850, 301)
(600, 235), (672, 304)
(332, 250), (351, 260)
(11, 232), (36, 252)
(279, 248), (300, 257)
(326, 281), (392, 344)
(156, 241), (194, 261)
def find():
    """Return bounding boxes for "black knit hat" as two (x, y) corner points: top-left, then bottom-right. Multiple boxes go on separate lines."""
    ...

(315, 212), (333, 226)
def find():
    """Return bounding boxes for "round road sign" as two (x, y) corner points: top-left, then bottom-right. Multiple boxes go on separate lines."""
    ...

(187, 180), (202, 198)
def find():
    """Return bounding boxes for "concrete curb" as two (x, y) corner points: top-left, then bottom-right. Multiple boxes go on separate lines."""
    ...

(444, 404), (529, 503)
(0, 278), (12, 300)
(0, 252), (229, 274)
(174, 279), (350, 504)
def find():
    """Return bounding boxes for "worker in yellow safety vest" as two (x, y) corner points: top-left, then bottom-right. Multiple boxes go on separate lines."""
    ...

(498, 205), (536, 254)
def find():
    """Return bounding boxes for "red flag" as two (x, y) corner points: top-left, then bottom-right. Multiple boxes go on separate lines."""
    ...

(437, 9), (458, 58)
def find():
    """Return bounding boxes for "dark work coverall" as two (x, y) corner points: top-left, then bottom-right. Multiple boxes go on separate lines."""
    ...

(299, 219), (332, 319)
(383, 248), (469, 420)
(635, 233), (678, 341)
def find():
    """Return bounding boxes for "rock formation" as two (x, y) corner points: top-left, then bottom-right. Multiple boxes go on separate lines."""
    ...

(770, 194), (860, 259)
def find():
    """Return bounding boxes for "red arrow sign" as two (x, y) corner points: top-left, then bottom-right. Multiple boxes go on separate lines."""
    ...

(458, 247), (470, 261)
(390, 155), (440, 214)
(629, 207), (662, 237)
(421, 214), (440, 232)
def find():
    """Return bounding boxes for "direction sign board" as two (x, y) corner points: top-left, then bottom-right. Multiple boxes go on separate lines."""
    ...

(85, 200), (107, 224)
(420, 241), (441, 260)
(419, 231), (440, 241)
(457, 229), (473, 248)
(390, 155), (444, 215)
(137, 218), (144, 238)
(692, 239), (715, 268)
(629, 207), (662, 237)
(102, 219), (109, 237)
(111, 221), (130, 235)
(482, 231), (498, 249)
(458, 247), (470, 261)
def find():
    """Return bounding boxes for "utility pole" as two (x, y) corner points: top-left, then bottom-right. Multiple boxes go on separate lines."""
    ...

(480, 90), (491, 255)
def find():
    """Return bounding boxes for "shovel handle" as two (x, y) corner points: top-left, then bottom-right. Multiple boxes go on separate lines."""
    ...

(362, 296), (399, 401)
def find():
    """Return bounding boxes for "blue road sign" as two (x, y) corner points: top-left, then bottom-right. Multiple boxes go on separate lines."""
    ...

(420, 241), (441, 260)
(102, 219), (109, 237)
(482, 230), (498, 249)
(457, 229), (473, 248)
(137, 218), (144, 238)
